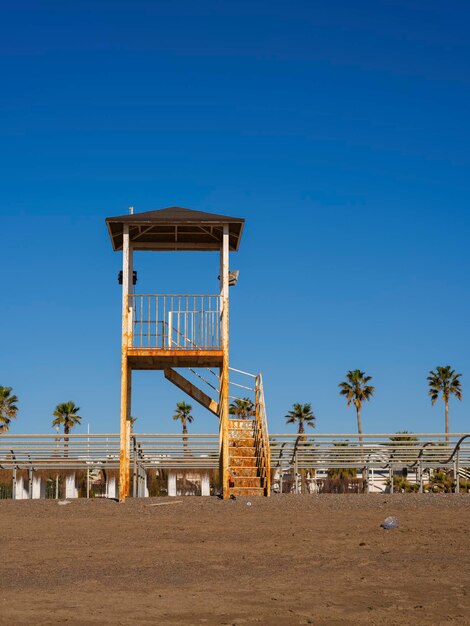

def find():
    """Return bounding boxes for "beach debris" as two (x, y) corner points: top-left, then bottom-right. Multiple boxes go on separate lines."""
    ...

(381, 516), (399, 530)
(246, 501), (252, 507)
(146, 500), (183, 507)
(58, 500), (71, 506)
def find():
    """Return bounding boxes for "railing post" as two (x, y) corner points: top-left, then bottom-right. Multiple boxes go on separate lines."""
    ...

(28, 468), (33, 499)
(418, 461), (423, 493)
(294, 449), (299, 494)
(389, 466), (393, 494)
(454, 455), (460, 494)
(132, 437), (137, 498)
(167, 311), (172, 348)
(12, 466), (17, 500)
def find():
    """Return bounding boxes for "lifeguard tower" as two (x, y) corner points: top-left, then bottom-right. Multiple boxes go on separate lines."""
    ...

(106, 207), (270, 500)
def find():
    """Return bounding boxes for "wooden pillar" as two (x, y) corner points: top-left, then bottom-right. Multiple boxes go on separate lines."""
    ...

(219, 224), (230, 498)
(119, 225), (133, 501)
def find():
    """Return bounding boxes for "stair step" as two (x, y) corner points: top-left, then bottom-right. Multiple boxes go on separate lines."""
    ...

(229, 447), (256, 457)
(229, 430), (255, 439)
(229, 487), (265, 497)
(231, 477), (262, 488)
(229, 467), (259, 478)
(230, 457), (258, 468)
(228, 420), (255, 430)
(229, 437), (255, 447)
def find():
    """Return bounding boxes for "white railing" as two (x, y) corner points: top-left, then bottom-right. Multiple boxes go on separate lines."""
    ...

(254, 373), (271, 495)
(1, 433), (469, 497)
(128, 294), (220, 349)
(270, 433), (470, 471)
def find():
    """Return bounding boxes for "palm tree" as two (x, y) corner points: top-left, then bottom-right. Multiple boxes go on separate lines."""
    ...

(52, 401), (82, 456)
(285, 404), (315, 493)
(427, 366), (462, 441)
(285, 403), (315, 434)
(229, 397), (254, 420)
(0, 386), (19, 433)
(338, 370), (374, 448)
(173, 401), (194, 452)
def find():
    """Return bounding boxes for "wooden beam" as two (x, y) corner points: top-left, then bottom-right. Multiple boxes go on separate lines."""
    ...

(164, 368), (219, 416)
(119, 225), (132, 502)
(219, 224), (230, 498)
(133, 242), (221, 250)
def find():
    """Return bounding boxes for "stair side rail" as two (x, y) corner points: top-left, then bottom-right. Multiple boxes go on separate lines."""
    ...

(254, 373), (271, 496)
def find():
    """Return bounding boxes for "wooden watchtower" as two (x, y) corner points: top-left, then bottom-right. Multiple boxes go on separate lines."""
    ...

(106, 207), (270, 501)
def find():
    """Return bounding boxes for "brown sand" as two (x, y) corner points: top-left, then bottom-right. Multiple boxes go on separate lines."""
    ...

(1, 494), (469, 625)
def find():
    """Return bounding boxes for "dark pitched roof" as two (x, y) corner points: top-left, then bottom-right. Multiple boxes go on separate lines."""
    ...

(105, 206), (245, 251)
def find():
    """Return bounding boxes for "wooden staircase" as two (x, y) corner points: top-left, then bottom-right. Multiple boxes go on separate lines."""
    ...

(228, 418), (269, 497)
(164, 360), (271, 498)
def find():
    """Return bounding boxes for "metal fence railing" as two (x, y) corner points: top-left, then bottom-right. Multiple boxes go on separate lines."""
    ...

(1, 432), (469, 498)
(128, 294), (221, 349)
(269, 433), (470, 495)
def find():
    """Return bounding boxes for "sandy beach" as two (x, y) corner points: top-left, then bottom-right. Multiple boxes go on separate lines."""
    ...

(1, 494), (469, 625)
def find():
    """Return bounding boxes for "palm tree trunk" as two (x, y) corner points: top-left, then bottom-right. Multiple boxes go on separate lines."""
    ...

(182, 421), (188, 455)
(445, 399), (449, 443)
(298, 421), (306, 493)
(356, 407), (365, 480)
(356, 408), (363, 448)
(64, 424), (69, 458)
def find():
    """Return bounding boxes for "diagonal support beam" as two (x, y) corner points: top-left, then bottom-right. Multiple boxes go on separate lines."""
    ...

(164, 368), (219, 416)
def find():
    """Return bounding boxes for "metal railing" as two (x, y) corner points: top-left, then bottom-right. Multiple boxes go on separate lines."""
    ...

(0, 433), (121, 470)
(269, 433), (470, 470)
(269, 433), (470, 494)
(132, 433), (219, 470)
(254, 373), (271, 495)
(128, 294), (220, 349)
(2, 432), (469, 498)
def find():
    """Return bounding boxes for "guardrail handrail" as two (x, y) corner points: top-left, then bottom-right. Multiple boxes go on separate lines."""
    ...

(128, 293), (220, 349)
(254, 373), (270, 495)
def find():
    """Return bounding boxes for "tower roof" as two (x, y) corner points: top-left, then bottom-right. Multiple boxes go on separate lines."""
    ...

(106, 206), (245, 251)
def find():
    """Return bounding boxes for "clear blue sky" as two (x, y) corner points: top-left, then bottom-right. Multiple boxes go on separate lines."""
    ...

(1, 1), (469, 436)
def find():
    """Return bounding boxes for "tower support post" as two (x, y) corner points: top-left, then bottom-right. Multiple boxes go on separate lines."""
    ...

(119, 225), (133, 501)
(219, 224), (230, 498)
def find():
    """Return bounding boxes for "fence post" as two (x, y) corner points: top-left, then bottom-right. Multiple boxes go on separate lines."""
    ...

(12, 467), (17, 500)
(389, 466), (393, 494)
(132, 437), (137, 498)
(294, 450), (299, 494)
(418, 461), (423, 493)
(454, 455), (460, 494)
(28, 468), (33, 499)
